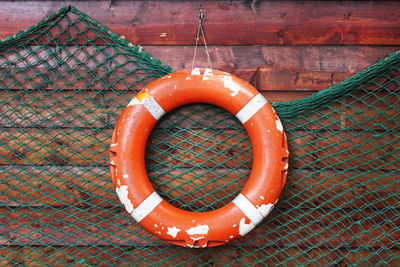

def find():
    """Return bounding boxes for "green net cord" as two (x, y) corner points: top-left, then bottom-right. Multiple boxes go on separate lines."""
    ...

(0, 6), (399, 266)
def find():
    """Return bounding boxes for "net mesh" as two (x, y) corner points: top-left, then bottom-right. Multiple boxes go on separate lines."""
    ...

(1, 6), (399, 266)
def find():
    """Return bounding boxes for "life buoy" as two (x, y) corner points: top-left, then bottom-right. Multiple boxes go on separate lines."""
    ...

(109, 68), (289, 248)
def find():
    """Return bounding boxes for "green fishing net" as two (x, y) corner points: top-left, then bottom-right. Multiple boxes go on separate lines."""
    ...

(0, 6), (399, 266)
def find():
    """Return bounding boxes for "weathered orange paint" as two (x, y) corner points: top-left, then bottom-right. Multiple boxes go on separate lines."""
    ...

(110, 69), (288, 248)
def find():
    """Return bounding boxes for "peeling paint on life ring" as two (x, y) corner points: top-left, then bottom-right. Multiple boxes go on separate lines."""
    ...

(115, 185), (134, 213)
(110, 69), (288, 248)
(167, 226), (181, 238)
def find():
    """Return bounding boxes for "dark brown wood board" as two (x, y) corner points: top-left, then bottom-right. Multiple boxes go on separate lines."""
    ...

(1, 1), (400, 45)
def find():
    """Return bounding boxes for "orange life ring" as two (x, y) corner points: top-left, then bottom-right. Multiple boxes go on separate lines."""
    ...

(109, 68), (289, 248)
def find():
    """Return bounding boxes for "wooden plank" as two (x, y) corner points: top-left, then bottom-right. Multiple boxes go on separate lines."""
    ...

(0, 246), (214, 266)
(146, 128), (253, 169)
(344, 91), (400, 130)
(105, 67), (362, 92)
(0, 206), (163, 247)
(240, 208), (400, 249)
(1, 1), (400, 45)
(0, 90), (313, 130)
(1, 165), (398, 210)
(0, 127), (309, 167)
(0, 165), (115, 207)
(254, 68), (347, 91)
(0, 90), (312, 128)
(145, 46), (399, 73)
(0, 67), (110, 91)
(3, 45), (395, 74)
(282, 169), (400, 210)
(1, 246), (399, 266)
(1, 64), (349, 92)
(2, 80), (398, 132)
(0, 45), (155, 91)
(148, 129), (310, 169)
(264, 91), (314, 103)
(0, 128), (109, 166)
(1, 66), (397, 96)
(116, 45), (400, 91)
(0, 91), (110, 128)
(315, 131), (400, 170)
(1, 206), (399, 248)
(276, 90), (400, 132)
(211, 247), (400, 266)
(0, 166), (250, 209)
(2, 46), (398, 91)
(1, 126), (398, 171)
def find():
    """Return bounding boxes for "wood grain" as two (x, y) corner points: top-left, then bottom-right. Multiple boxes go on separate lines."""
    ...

(27, 45), (400, 72)
(240, 208), (400, 249)
(1, 165), (398, 210)
(344, 91), (400, 130)
(1, 206), (399, 248)
(0, 90), (315, 128)
(1, 246), (398, 266)
(0, 128), (109, 166)
(0, 91), (110, 128)
(282, 169), (400, 210)
(0, 246), (217, 266)
(144, 46), (399, 73)
(0, 206), (162, 247)
(1, 1), (400, 45)
(1, 126), (397, 170)
(5, 46), (395, 73)
(0, 65), (353, 92)
(0, 127), (313, 168)
(0, 165), (115, 207)
(315, 131), (400, 170)
(2, 46), (398, 92)
(9, 88), (392, 131)
(0, 63), (375, 95)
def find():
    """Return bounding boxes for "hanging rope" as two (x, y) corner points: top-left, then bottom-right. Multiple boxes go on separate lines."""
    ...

(191, 9), (213, 69)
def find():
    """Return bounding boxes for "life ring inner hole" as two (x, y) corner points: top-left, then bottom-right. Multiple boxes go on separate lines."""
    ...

(145, 103), (253, 212)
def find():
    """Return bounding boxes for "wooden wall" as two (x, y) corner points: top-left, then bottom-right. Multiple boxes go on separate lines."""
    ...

(1, 0), (400, 99)
(1, 0), (400, 265)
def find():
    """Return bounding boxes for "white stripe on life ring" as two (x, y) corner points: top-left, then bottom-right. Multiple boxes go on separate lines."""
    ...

(128, 94), (165, 120)
(235, 93), (267, 124)
(131, 191), (163, 223)
(232, 193), (264, 225)
(143, 95), (165, 120)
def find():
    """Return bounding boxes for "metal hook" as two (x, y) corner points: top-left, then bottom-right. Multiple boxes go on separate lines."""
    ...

(199, 10), (204, 21)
